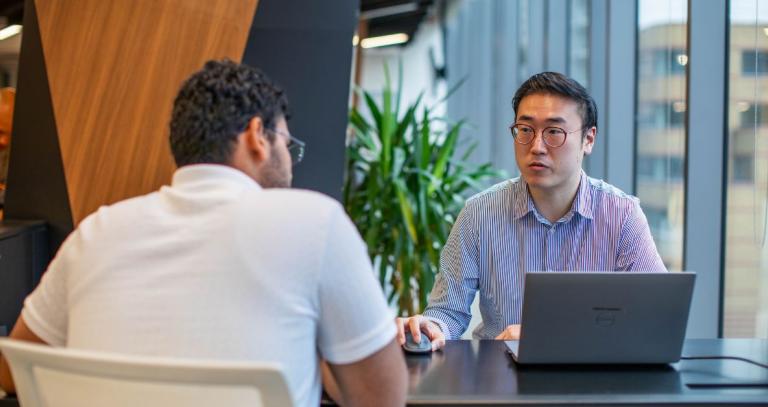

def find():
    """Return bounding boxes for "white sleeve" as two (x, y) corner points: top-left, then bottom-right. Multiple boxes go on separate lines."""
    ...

(316, 205), (396, 365)
(20, 232), (77, 346)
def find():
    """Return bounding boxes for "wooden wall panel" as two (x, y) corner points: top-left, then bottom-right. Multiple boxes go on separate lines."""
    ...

(34, 0), (258, 224)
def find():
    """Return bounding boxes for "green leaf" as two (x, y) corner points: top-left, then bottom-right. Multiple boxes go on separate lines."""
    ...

(418, 107), (431, 171)
(395, 59), (404, 118)
(363, 90), (382, 129)
(393, 92), (423, 148)
(394, 179), (419, 244)
(460, 142), (478, 162)
(428, 76), (468, 114)
(392, 147), (406, 178)
(428, 120), (463, 195)
(380, 66), (396, 175)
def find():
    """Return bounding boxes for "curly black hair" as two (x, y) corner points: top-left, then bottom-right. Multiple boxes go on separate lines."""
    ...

(512, 72), (597, 136)
(169, 59), (290, 167)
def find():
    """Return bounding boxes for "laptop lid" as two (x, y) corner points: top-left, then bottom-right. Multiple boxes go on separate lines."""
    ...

(507, 272), (695, 365)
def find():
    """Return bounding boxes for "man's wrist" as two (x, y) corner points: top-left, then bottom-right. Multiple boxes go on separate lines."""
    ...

(422, 316), (448, 338)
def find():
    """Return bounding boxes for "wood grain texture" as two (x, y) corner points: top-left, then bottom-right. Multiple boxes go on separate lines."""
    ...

(35, 0), (258, 224)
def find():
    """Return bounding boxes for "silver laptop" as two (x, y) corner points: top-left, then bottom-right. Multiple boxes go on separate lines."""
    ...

(505, 272), (695, 365)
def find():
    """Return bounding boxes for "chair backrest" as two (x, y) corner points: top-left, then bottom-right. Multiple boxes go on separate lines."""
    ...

(0, 339), (293, 407)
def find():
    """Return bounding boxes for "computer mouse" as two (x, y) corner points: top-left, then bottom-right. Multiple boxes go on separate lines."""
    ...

(403, 331), (432, 353)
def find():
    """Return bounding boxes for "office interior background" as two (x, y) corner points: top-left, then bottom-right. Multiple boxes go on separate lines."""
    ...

(354, 0), (766, 339)
(0, 0), (765, 339)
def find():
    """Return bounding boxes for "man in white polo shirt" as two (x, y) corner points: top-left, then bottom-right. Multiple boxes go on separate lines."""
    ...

(0, 60), (406, 407)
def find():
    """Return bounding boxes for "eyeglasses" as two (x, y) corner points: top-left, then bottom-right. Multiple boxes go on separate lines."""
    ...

(509, 123), (583, 148)
(266, 129), (306, 165)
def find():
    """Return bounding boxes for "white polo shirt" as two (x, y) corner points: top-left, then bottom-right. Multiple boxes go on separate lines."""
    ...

(22, 164), (396, 407)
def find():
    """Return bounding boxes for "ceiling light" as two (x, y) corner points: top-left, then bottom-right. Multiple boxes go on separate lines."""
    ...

(676, 54), (688, 66)
(353, 35), (359, 46)
(0, 25), (21, 41)
(361, 33), (409, 49)
(763, 27), (768, 37)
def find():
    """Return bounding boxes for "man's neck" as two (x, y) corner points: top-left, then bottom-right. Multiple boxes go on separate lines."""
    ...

(527, 172), (582, 224)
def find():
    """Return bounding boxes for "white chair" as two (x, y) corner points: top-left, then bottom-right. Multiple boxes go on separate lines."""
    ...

(0, 339), (293, 407)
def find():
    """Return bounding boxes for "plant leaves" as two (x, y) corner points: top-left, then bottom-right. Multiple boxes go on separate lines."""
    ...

(394, 179), (419, 244)
(342, 64), (505, 313)
(428, 120), (463, 195)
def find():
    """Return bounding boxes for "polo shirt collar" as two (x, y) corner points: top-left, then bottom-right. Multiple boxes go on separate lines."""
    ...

(171, 164), (263, 192)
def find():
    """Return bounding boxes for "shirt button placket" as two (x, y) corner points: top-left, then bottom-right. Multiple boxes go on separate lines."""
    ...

(545, 226), (556, 272)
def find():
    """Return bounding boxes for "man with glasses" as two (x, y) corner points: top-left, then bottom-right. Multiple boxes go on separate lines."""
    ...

(0, 59), (407, 407)
(397, 72), (666, 349)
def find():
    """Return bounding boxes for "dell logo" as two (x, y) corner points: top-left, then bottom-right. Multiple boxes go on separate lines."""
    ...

(593, 307), (622, 327)
(595, 313), (616, 327)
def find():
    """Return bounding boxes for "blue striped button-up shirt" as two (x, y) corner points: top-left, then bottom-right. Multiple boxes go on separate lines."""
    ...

(423, 171), (667, 339)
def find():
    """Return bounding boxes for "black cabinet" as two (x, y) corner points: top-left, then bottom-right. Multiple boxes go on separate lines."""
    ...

(0, 221), (48, 336)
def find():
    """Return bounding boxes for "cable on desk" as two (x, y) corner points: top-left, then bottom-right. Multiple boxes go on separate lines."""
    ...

(681, 355), (768, 370)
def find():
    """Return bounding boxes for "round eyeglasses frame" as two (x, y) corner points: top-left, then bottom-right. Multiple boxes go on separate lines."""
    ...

(509, 123), (585, 148)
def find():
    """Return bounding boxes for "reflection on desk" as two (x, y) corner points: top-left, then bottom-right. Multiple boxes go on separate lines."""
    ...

(406, 339), (768, 405)
(514, 364), (683, 395)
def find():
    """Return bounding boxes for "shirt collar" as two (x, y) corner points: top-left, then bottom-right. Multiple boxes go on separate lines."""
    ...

(511, 178), (532, 220)
(573, 171), (594, 220)
(511, 170), (593, 221)
(171, 164), (263, 192)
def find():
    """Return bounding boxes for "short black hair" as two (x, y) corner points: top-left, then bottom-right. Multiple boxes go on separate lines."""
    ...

(512, 72), (597, 134)
(169, 59), (290, 167)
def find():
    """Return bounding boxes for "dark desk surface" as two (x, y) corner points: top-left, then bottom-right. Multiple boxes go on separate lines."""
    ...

(2, 339), (767, 406)
(405, 339), (768, 406)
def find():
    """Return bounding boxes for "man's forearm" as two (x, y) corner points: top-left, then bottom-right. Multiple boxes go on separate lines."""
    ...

(321, 360), (342, 405)
(329, 339), (407, 407)
(0, 353), (15, 394)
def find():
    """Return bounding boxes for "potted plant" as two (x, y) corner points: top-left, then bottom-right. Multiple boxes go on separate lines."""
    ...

(344, 66), (505, 316)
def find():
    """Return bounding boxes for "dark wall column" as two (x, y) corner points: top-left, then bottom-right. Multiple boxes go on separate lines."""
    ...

(5, 0), (72, 252)
(243, 0), (359, 200)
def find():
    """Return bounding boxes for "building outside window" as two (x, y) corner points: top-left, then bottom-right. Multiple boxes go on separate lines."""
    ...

(741, 49), (768, 74)
(724, 0), (768, 338)
(635, 0), (688, 272)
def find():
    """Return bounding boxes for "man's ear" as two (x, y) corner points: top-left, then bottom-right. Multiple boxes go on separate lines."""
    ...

(242, 116), (270, 162)
(582, 126), (596, 155)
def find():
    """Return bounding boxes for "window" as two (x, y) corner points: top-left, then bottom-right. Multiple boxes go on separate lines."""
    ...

(635, 0), (688, 272)
(741, 50), (768, 74)
(739, 103), (768, 127)
(637, 156), (684, 182)
(644, 207), (667, 232)
(724, 0), (768, 338)
(655, 49), (687, 76)
(638, 102), (686, 128)
(568, 0), (590, 88)
(732, 154), (754, 183)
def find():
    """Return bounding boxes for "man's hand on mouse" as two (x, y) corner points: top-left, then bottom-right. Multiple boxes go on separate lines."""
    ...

(494, 324), (522, 340)
(396, 315), (446, 351)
